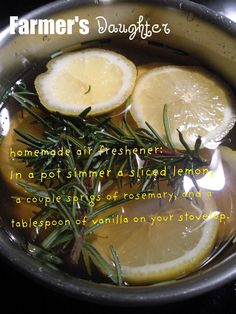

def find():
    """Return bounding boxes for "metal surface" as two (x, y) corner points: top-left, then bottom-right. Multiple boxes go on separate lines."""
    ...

(0, 0), (236, 306)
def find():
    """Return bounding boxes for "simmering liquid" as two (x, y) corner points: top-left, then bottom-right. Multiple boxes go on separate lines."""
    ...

(0, 39), (236, 285)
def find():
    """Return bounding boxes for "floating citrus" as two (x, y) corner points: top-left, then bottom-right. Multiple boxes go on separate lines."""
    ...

(90, 188), (219, 284)
(35, 49), (137, 116)
(130, 66), (236, 149)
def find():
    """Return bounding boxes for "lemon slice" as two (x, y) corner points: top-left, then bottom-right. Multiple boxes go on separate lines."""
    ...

(90, 188), (219, 284)
(213, 146), (236, 242)
(130, 66), (236, 150)
(35, 49), (137, 116)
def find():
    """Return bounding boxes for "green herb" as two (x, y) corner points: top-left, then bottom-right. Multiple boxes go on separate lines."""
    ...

(194, 135), (202, 159)
(163, 104), (175, 150)
(110, 245), (123, 286)
(0, 135), (5, 144)
(4, 83), (207, 285)
(177, 129), (193, 157)
(28, 243), (63, 266)
(83, 242), (118, 284)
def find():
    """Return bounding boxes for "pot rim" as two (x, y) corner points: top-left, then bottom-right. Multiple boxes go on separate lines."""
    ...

(1, 223), (236, 306)
(0, 0), (236, 306)
(1, 0), (236, 44)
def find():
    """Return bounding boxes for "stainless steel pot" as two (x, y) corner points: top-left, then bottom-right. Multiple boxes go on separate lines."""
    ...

(0, 0), (236, 306)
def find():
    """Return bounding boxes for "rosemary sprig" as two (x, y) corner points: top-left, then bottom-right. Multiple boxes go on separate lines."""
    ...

(5, 83), (207, 285)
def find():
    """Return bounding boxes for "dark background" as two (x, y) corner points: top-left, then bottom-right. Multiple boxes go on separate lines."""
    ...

(0, 1), (236, 312)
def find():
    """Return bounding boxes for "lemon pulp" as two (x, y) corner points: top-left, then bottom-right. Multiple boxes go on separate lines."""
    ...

(90, 187), (219, 284)
(35, 49), (137, 116)
(130, 65), (236, 149)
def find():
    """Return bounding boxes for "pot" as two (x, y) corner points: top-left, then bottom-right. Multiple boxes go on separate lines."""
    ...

(0, 0), (236, 306)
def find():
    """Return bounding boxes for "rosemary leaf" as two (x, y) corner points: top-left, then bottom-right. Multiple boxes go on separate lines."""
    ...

(0, 135), (5, 144)
(14, 129), (44, 147)
(145, 121), (165, 147)
(82, 248), (92, 276)
(84, 243), (118, 284)
(13, 93), (37, 107)
(41, 225), (70, 250)
(89, 197), (130, 219)
(52, 233), (73, 249)
(177, 129), (193, 157)
(13, 96), (52, 130)
(110, 245), (123, 286)
(83, 142), (100, 172)
(194, 135), (202, 158)
(85, 212), (119, 235)
(16, 139), (43, 150)
(16, 180), (49, 197)
(190, 174), (200, 191)
(163, 104), (175, 150)
(15, 91), (36, 96)
(28, 243), (63, 265)
(79, 106), (92, 118)
(123, 118), (147, 148)
(63, 119), (85, 138)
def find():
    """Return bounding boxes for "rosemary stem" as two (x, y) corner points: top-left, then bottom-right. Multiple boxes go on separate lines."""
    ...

(70, 225), (85, 264)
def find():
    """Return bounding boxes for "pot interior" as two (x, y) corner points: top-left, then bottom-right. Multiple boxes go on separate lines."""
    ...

(0, 0), (236, 305)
